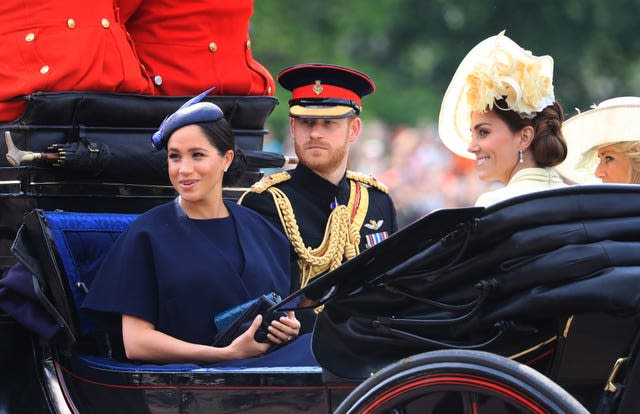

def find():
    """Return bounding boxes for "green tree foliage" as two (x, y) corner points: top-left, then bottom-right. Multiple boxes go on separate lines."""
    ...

(252, 0), (640, 137)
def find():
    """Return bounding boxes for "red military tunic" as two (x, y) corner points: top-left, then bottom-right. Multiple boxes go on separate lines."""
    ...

(0, 0), (154, 123)
(119, 0), (275, 96)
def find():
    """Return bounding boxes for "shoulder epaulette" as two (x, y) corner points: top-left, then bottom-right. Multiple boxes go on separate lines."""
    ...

(346, 170), (389, 193)
(248, 171), (292, 193)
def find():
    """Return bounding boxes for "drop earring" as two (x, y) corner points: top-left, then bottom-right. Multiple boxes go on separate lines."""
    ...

(518, 150), (524, 164)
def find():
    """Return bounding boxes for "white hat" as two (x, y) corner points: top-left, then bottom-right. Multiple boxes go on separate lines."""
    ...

(555, 97), (640, 184)
(438, 31), (555, 159)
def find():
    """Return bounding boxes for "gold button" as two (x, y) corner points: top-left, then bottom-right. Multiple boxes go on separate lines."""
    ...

(40, 65), (50, 75)
(25, 32), (35, 42)
(208, 42), (217, 52)
(101, 18), (110, 28)
(67, 19), (76, 29)
(246, 40), (251, 49)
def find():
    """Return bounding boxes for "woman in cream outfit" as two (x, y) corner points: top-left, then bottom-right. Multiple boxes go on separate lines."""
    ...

(438, 31), (568, 206)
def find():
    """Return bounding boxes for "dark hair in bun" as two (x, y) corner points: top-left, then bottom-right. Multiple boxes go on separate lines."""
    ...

(493, 98), (567, 167)
(195, 119), (247, 186)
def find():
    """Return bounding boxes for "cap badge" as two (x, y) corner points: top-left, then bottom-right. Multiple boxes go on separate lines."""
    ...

(313, 80), (323, 95)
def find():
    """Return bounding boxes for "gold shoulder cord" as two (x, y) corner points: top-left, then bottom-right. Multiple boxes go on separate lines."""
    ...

(237, 172), (292, 204)
(346, 170), (389, 193)
(239, 171), (375, 293)
(268, 180), (369, 289)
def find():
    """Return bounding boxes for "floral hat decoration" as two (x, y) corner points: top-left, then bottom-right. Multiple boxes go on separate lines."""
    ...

(555, 96), (640, 184)
(438, 31), (555, 159)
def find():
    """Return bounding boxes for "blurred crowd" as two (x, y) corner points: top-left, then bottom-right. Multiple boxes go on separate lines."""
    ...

(266, 121), (496, 229)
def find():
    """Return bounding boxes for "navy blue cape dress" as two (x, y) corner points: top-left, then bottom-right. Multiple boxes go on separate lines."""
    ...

(82, 199), (290, 347)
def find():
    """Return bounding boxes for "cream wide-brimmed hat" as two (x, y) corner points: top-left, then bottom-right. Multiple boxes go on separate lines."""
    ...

(438, 31), (555, 159)
(555, 96), (640, 184)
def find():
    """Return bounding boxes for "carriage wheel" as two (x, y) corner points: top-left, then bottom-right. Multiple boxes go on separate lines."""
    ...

(334, 349), (588, 414)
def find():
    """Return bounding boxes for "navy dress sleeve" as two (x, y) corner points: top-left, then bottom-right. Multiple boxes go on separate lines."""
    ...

(89, 221), (158, 320)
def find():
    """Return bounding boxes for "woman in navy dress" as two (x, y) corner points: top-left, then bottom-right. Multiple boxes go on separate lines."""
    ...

(82, 91), (301, 363)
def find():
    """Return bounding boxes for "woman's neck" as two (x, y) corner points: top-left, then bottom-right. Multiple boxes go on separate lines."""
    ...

(178, 196), (229, 219)
(506, 157), (538, 184)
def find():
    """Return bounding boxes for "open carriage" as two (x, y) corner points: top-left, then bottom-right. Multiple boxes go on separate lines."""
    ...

(1, 93), (640, 414)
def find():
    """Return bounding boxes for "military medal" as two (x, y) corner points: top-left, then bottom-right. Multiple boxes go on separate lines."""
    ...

(365, 231), (389, 248)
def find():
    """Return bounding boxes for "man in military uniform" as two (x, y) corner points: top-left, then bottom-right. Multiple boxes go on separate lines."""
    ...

(239, 63), (397, 305)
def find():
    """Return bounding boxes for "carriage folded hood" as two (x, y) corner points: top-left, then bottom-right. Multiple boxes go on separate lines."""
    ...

(310, 185), (640, 379)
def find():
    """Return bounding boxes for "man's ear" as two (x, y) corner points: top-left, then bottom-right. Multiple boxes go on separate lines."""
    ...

(348, 116), (361, 143)
(289, 117), (296, 135)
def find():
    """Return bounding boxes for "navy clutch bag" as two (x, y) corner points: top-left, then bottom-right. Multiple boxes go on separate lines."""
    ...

(212, 292), (287, 347)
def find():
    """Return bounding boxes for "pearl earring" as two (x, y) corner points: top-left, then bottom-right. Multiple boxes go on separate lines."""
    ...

(518, 150), (524, 164)
(224, 167), (228, 172)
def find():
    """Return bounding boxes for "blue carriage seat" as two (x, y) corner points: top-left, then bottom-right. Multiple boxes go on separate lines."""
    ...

(41, 210), (319, 372)
(44, 210), (138, 338)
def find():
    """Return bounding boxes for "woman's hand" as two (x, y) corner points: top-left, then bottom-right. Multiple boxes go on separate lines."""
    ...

(266, 311), (301, 345)
(227, 314), (272, 359)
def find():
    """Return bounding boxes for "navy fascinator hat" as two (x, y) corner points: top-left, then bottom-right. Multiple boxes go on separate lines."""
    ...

(151, 88), (224, 149)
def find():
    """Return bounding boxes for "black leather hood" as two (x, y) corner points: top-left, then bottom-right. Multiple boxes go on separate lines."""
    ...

(310, 185), (640, 379)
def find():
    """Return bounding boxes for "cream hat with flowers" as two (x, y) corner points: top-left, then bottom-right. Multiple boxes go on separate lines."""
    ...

(555, 96), (640, 184)
(438, 31), (555, 159)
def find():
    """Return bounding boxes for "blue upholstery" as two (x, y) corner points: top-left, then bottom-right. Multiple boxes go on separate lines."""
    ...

(44, 211), (138, 336)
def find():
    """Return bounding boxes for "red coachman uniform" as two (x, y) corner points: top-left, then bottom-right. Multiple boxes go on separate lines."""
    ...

(0, 0), (154, 122)
(119, 0), (275, 96)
